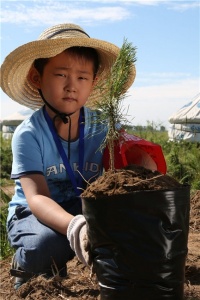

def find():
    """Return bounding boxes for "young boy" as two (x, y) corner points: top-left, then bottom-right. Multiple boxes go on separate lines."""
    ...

(1, 23), (135, 289)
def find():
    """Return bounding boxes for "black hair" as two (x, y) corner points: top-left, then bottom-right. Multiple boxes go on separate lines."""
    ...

(33, 46), (99, 78)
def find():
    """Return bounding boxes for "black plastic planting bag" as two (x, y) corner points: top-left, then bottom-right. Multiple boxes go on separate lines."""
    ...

(82, 186), (190, 300)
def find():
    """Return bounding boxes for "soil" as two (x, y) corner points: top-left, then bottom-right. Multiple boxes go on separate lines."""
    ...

(0, 166), (200, 299)
(81, 165), (183, 197)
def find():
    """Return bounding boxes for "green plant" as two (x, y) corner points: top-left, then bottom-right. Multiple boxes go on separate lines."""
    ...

(0, 134), (12, 180)
(165, 141), (200, 189)
(0, 134), (14, 259)
(0, 190), (14, 259)
(131, 124), (168, 144)
(94, 39), (137, 170)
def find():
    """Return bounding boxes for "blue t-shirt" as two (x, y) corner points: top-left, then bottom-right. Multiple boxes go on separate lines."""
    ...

(7, 106), (107, 222)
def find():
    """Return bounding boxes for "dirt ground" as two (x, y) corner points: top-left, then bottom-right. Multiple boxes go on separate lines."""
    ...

(0, 169), (200, 300)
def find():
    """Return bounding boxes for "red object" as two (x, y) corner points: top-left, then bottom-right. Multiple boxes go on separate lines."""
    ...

(103, 130), (167, 174)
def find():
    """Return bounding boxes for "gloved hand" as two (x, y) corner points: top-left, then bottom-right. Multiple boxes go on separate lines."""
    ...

(67, 215), (91, 267)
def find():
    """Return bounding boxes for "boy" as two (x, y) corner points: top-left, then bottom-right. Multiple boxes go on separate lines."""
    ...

(1, 23), (135, 289)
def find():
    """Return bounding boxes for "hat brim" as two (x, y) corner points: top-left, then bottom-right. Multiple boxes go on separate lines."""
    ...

(1, 38), (136, 110)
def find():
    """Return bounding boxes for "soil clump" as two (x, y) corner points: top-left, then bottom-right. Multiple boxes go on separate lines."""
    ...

(82, 165), (183, 198)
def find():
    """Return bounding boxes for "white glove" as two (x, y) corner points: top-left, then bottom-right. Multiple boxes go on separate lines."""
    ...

(67, 215), (90, 267)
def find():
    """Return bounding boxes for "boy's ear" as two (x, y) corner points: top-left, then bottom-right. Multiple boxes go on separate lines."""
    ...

(28, 67), (41, 88)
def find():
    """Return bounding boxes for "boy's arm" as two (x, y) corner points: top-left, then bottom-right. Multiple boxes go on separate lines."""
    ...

(20, 173), (91, 266)
(20, 174), (74, 235)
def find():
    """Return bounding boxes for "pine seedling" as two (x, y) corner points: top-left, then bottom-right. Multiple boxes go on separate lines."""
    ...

(94, 39), (137, 170)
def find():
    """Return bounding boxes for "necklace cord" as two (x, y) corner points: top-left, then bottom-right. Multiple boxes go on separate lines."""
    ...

(39, 88), (74, 160)
(43, 107), (85, 196)
(53, 114), (72, 160)
(38, 89), (73, 123)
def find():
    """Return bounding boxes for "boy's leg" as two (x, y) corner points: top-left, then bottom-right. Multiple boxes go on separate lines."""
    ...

(7, 206), (74, 276)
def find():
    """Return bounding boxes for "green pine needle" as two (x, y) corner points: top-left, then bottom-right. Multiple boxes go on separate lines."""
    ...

(94, 38), (137, 170)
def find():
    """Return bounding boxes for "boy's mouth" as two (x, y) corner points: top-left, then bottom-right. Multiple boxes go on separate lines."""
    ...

(63, 97), (76, 102)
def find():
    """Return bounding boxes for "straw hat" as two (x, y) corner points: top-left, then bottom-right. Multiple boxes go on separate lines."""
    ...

(1, 23), (136, 110)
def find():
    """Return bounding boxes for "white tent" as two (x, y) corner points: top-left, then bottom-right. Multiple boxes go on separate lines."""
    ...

(2, 109), (34, 139)
(168, 93), (200, 142)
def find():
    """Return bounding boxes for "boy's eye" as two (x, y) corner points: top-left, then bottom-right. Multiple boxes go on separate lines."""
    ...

(56, 74), (66, 77)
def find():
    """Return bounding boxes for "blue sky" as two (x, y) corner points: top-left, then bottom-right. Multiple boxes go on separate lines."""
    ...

(1, 0), (199, 128)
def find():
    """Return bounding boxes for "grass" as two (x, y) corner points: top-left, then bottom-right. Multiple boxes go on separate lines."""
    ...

(0, 188), (14, 259)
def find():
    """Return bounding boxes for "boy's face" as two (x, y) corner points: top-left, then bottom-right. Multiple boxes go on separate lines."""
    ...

(34, 51), (96, 115)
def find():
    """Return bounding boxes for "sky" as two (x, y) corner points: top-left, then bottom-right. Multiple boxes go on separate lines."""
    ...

(0, 0), (199, 128)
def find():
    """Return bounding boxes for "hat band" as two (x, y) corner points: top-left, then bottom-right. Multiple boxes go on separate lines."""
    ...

(46, 28), (90, 39)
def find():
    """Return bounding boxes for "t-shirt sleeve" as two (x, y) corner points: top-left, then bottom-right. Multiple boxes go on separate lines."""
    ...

(11, 125), (44, 179)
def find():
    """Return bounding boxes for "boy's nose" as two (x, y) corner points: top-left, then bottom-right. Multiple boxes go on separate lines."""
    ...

(64, 77), (76, 92)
